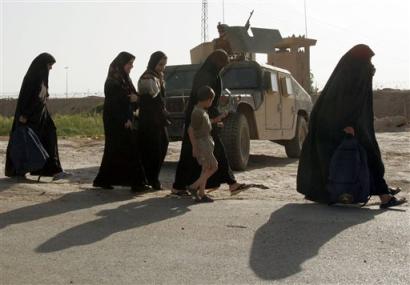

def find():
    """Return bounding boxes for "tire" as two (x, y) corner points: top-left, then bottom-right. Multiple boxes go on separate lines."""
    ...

(220, 112), (250, 170)
(285, 115), (308, 158)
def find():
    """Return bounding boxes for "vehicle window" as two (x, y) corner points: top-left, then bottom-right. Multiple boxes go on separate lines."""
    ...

(165, 70), (197, 93)
(222, 67), (259, 89)
(270, 72), (279, 92)
(285, 77), (293, 95)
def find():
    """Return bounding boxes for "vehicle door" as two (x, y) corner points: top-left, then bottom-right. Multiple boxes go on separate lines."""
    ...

(265, 71), (281, 130)
(279, 75), (296, 130)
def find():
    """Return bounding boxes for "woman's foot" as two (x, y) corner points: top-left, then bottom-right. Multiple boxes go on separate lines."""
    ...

(52, 171), (72, 181)
(229, 183), (249, 195)
(131, 184), (152, 193)
(388, 187), (402, 196)
(380, 196), (407, 209)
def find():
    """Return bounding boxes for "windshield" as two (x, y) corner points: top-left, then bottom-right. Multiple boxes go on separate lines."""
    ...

(222, 67), (260, 90)
(165, 69), (197, 94)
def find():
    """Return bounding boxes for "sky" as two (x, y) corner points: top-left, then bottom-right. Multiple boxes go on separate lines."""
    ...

(0, 0), (409, 97)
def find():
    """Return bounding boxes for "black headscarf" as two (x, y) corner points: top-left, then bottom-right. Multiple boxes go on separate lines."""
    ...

(23, 52), (55, 88)
(140, 51), (167, 82)
(107, 51), (137, 94)
(297, 44), (381, 203)
(185, 49), (229, 126)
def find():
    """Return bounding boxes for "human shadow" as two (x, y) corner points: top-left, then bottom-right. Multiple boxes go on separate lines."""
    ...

(0, 189), (135, 230)
(249, 203), (383, 281)
(0, 176), (49, 192)
(36, 197), (192, 253)
(246, 154), (298, 171)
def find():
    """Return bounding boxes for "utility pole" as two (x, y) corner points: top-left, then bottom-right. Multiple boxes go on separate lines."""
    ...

(201, 0), (208, 42)
(304, 0), (308, 37)
(64, 66), (69, 98)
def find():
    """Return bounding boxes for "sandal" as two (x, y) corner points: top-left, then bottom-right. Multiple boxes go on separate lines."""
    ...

(195, 195), (214, 203)
(380, 196), (407, 209)
(187, 186), (199, 199)
(388, 187), (402, 196)
(170, 190), (190, 197)
(230, 183), (250, 195)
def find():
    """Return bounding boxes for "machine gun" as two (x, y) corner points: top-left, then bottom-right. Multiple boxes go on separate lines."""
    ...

(244, 10), (254, 31)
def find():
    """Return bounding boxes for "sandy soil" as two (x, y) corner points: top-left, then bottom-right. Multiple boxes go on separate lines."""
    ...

(0, 132), (409, 206)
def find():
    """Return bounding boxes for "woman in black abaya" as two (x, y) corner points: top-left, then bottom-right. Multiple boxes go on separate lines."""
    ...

(172, 50), (246, 195)
(137, 51), (169, 190)
(93, 52), (150, 192)
(296, 44), (406, 209)
(5, 52), (69, 180)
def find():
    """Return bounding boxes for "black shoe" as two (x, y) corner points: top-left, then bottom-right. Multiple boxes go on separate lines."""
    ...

(380, 196), (407, 209)
(151, 181), (163, 190)
(93, 182), (114, 190)
(131, 184), (152, 193)
(388, 187), (402, 196)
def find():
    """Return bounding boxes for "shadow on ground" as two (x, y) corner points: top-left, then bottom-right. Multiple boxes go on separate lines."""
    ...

(246, 154), (298, 171)
(0, 189), (135, 230)
(249, 203), (384, 281)
(35, 197), (192, 253)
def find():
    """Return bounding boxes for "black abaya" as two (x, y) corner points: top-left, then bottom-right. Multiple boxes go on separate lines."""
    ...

(138, 66), (169, 187)
(93, 78), (147, 187)
(296, 44), (389, 203)
(5, 53), (62, 177)
(94, 52), (147, 188)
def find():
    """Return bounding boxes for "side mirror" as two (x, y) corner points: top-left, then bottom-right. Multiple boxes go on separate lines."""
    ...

(263, 72), (272, 91)
(280, 77), (289, 97)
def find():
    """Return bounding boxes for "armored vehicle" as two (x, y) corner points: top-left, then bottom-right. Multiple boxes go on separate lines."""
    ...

(164, 60), (312, 170)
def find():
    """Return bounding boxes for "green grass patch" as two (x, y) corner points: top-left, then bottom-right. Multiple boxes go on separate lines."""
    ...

(0, 116), (13, 136)
(0, 114), (104, 137)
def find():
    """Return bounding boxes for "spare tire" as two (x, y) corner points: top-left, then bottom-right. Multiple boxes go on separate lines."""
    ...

(220, 112), (250, 170)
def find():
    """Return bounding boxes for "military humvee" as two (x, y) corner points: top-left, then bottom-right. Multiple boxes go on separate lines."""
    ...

(164, 60), (312, 170)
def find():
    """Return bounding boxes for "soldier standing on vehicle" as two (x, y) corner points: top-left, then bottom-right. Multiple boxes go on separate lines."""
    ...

(213, 23), (233, 56)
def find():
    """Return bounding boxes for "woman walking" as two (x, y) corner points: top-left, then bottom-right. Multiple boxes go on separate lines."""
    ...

(5, 52), (70, 180)
(137, 51), (169, 190)
(93, 52), (150, 192)
(172, 50), (246, 195)
(296, 44), (406, 209)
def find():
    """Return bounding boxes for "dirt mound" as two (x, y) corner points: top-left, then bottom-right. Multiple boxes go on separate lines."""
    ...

(0, 96), (104, 117)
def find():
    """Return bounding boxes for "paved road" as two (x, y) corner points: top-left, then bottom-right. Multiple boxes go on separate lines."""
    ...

(1, 190), (408, 284)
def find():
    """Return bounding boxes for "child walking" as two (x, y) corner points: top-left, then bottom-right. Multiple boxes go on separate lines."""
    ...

(188, 86), (219, 203)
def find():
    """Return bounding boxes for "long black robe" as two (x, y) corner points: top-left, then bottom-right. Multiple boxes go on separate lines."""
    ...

(93, 78), (147, 187)
(138, 70), (169, 186)
(5, 53), (62, 177)
(296, 44), (389, 203)
(173, 61), (236, 190)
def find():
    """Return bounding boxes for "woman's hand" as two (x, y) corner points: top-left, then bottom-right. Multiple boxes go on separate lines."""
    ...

(343, 126), (355, 136)
(129, 94), (139, 103)
(18, 115), (27, 124)
(124, 120), (133, 129)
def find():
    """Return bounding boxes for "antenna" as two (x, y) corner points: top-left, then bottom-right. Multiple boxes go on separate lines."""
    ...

(222, 0), (225, 23)
(201, 0), (209, 42)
